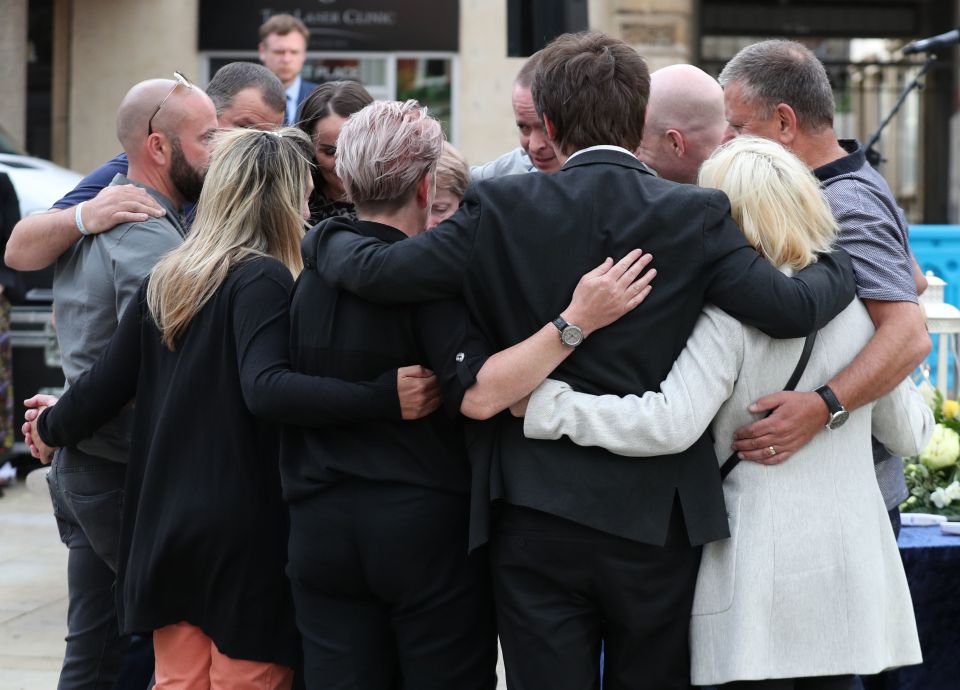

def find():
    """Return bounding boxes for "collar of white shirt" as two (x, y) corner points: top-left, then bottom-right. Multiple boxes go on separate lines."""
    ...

(564, 144), (636, 164)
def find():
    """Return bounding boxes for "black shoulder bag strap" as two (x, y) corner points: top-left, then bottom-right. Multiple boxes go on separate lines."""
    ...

(718, 332), (818, 480)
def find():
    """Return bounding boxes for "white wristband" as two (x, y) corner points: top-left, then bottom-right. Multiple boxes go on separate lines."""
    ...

(75, 202), (91, 236)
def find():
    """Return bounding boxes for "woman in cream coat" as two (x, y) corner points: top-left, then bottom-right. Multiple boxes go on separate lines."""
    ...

(520, 137), (931, 690)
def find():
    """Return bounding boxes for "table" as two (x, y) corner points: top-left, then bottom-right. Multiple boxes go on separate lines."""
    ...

(875, 525), (960, 690)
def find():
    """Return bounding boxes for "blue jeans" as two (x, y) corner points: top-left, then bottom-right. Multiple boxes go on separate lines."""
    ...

(47, 446), (129, 690)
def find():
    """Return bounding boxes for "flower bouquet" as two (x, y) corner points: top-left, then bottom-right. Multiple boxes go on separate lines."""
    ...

(901, 387), (960, 517)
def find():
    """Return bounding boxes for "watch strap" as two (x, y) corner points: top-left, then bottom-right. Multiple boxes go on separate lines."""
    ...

(815, 385), (843, 414)
(552, 317), (569, 333)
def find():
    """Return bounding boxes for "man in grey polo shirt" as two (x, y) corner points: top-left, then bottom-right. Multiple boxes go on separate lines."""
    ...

(34, 77), (217, 690)
(720, 40), (931, 535)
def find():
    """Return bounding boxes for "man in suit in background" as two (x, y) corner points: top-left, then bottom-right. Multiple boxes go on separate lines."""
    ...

(314, 31), (856, 689)
(258, 13), (318, 125)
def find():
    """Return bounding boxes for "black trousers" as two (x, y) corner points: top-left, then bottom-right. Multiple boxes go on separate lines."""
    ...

(287, 480), (497, 690)
(492, 501), (702, 690)
(717, 676), (856, 690)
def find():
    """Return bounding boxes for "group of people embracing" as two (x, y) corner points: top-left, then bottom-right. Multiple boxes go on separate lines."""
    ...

(13, 28), (932, 690)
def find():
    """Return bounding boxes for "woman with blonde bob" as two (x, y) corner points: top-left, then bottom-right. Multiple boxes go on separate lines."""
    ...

(518, 136), (931, 690)
(30, 127), (440, 689)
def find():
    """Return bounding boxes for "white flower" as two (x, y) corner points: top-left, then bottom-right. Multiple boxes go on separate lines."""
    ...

(944, 481), (960, 502)
(931, 487), (951, 509)
(920, 424), (960, 470)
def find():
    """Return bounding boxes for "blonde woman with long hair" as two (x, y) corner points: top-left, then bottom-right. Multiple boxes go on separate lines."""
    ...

(28, 127), (440, 689)
(519, 137), (931, 689)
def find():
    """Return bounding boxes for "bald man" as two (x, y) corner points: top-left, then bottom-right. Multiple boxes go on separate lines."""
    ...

(635, 64), (726, 184)
(5, 62), (285, 271)
(39, 79), (217, 690)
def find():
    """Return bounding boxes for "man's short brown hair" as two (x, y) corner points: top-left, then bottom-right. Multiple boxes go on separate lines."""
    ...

(532, 32), (649, 155)
(259, 13), (310, 43)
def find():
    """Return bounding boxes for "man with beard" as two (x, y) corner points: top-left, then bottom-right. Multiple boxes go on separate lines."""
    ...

(40, 78), (217, 690)
(5, 62), (285, 272)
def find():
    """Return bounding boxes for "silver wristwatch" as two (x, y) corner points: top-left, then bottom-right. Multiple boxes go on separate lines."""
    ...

(552, 317), (584, 348)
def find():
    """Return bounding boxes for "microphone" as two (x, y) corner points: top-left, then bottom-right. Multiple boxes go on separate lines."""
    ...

(902, 28), (960, 54)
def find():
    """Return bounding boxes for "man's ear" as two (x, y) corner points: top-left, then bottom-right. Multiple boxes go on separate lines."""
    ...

(415, 171), (432, 210)
(145, 132), (168, 167)
(542, 113), (557, 142)
(775, 103), (799, 146)
(665, 129), (686, 156)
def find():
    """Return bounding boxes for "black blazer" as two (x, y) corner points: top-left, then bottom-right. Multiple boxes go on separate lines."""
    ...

(315, 148), (856, 547)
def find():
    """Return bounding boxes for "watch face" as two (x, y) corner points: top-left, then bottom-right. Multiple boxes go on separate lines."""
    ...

(561, 325), (584, 347)
(828, 409), (850, 430)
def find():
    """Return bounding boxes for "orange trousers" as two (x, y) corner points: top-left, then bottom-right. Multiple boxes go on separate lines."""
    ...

(153, 621), (294, 690)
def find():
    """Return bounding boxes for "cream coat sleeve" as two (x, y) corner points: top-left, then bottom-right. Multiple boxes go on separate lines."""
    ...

(870, 377), (935, 457)
(523, 307), (743, 457)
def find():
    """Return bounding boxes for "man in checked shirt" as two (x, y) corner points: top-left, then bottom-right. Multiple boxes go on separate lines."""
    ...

(719, 39), (930, 537)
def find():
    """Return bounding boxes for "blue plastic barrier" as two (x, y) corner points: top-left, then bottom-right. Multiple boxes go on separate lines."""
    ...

(910, 225), (960, 392)
(911, 225), (960, 305)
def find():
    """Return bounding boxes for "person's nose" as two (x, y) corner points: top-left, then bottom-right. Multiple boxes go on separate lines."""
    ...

(529, 126), (549, 153)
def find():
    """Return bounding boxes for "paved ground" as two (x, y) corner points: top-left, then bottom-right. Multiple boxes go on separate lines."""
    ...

(0, 469), (67, 690)
(0, 470), (507, 689)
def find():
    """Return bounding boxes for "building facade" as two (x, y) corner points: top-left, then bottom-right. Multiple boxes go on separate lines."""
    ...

(2, 0), (957, 222)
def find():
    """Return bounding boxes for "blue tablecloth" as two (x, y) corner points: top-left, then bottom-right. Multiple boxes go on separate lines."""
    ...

(874, 525), (960, 690)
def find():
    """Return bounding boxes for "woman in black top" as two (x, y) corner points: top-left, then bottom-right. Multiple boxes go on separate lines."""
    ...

(296, 81), (373, 224)
(28, 128), (438, 689)
(284, 100), (655, 690)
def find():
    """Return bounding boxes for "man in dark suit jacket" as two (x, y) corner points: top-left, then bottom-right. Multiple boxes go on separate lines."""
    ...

(315, 32), (856, 690)
(258, 13), (319, 124)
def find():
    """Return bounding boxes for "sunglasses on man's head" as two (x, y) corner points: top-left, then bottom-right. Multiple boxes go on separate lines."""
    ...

(147, 71), (193, 136)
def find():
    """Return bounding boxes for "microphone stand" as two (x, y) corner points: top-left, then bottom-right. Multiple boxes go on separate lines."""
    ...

(864, 53), (937, 167)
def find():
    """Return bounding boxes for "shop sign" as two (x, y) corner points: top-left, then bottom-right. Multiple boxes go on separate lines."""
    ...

(199, 0), (459, 52)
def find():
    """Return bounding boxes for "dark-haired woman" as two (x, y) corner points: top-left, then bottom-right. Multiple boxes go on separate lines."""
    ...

(296, 80), (373, 223)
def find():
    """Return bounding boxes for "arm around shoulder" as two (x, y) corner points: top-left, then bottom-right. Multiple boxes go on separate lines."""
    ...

(701, 189), (856, 338)
(313, 197), (480, 303)
(5, 209), (80, 270)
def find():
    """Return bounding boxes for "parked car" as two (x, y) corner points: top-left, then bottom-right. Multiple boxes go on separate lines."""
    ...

(0, 124), (83, 217)
(0, 125), (74, 459)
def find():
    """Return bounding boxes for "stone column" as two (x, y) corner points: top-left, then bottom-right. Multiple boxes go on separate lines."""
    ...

(0, 0), (28, 150)
(457, 0), (525, 165)
(602, 0), (696, 70)
(69, 0), (200, 173)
